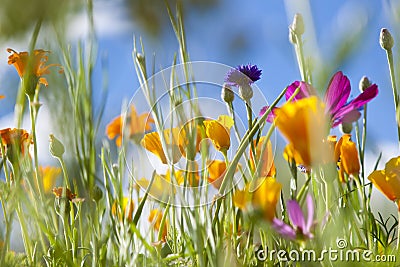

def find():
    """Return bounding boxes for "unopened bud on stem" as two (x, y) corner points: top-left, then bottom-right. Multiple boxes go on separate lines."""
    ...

(221, 83), (234, 103)
(380, 28), (394, 51)
(290, 13), (305, 36)
(359, 76), (371, 92)
(238, 84), (253, 101)
(49, 134), (65, 159)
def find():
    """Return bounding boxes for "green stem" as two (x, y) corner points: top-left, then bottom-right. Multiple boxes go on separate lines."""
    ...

(245, 100), (257, 164)
(58, 156), (71, 189)
(16, 204), (33, 265)
(295, 35), (308, 83)
(29, 97), (44, 201)
(297, 173), (311, 204)
(385, 49), (400, 149)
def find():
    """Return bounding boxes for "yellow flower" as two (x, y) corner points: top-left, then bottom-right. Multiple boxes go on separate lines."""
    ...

(7, 48), (61, 87)
(141, 127), (182, 164)
(111, 197), (134, 222)
(233, 177), (282, 221)
(178, 121), (204, 160)
(106, 105), (154, 147)
(335, 134), (360, 182)
(368, 156), (400, 208)
(274, 96), (330, 167)
(136, 174), (176, 201)
(250, 137), (276, 177)
(233, 187), (250, 210)
(204, 115), (234, 154)
(148, 209), (168, 241)
(207, 160), (227, 189)
(39, 166), (61, 193)
(166, 163), (200, 187)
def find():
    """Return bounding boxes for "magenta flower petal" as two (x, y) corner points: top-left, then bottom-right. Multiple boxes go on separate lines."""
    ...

(272, 218), (296, 239)
(324, 71), (351, 116)
(259, 106), (279, 122)
(287, 200), (306, 231)
(285, 81), (314, 101)
(332, 84), (378, 124)
(346, 84), (378, 110)
(332, 109), (361, 127)
(305, 194), (314, 232)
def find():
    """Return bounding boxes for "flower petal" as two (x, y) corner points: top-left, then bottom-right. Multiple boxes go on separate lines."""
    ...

(272, 218), (296, 239)
(285, 81), (314, 101)
(332, 109), (361, 127)
(324, 71), (351, 116)
(287, 199), (306, 231)
(259, 106), (278, 123)
(368, 170), (398, 201)
(332, 84), (378, 124)
(305, 194), (314, 232)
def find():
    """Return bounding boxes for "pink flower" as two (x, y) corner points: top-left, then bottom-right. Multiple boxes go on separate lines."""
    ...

(260, 71), (378, 127)
(272, 195), (314, 240)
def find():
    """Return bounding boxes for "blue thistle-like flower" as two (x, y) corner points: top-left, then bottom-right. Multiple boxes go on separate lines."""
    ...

(225, 64), (262, 87)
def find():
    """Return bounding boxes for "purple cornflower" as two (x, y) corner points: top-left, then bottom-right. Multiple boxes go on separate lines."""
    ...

(225, 64), (262, 87)
(272, 194), (314, 240)
(260, 71), (378, 127)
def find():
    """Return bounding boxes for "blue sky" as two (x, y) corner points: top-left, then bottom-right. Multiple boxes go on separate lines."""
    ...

(89, 0), (397, 154)
(83, 0), (400, 212)
(0, 0), (398, 201)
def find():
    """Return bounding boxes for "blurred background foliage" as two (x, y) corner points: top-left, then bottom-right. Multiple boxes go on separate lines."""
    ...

(0, 0), (220, 40)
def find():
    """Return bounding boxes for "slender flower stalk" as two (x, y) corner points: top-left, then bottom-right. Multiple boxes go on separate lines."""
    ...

(380, 28), (400, 150)
(289, 13), (308, 83)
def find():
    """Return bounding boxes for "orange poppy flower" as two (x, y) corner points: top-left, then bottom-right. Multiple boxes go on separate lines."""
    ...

(166, 162), (200, 187)
(203, 115), (234, 154)
(233, 177), (282, 221)
(39, 166), (61, 193)
(148, 209), (168, 241)
(7, 48), (61, 87)
(106, 105), (154, 146)
(141, 127), (182, 164)
(111, 197), (135, 222)
(333, 134), (360, 182)
(274, 96), (330, 167)
(249, 137), (276, 177)
(368, 156), (400, 209)
(178, 121), (204, 160)
(207, 160), (227, 189)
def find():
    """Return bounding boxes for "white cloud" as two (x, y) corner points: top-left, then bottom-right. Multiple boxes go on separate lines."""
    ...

(67, 0), (134, 40)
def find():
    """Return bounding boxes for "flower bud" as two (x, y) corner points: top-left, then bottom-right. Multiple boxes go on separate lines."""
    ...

(380, 28), (394, 51)
(49, 134), (65, 159)
(339, 122), (353, 134)
(92, 185), (103, 202)
(290, 13), (305, 36)
(221, 83), (235, 103)
(136, 53), (145, 65)
(359, 76), (371, 92)
(238, 84), (253, 101)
